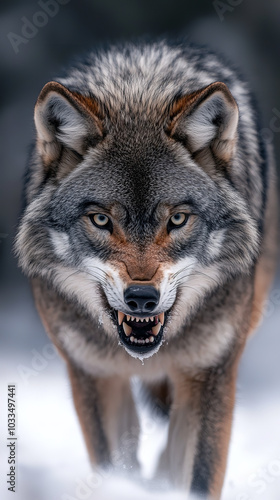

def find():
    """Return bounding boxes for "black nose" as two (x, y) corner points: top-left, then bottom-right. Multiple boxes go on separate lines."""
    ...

(124, 285), (160, 314)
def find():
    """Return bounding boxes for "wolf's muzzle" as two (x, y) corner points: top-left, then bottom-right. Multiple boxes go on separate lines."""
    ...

(115, 285), (165, 356)
(124, 285), (160, 314)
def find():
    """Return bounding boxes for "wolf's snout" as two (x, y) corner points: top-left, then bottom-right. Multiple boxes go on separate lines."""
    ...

(124, 285), (160, 314)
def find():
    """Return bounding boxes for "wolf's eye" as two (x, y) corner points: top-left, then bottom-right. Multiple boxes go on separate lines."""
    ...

(89, 213), (111, 230)
(168, 213), (188, 231)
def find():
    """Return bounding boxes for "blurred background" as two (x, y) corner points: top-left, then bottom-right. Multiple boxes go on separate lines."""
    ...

(0, 1), (280, 499)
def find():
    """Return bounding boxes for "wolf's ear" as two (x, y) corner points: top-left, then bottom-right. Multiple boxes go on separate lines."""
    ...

(168, 82), (239, 163)
(34, 81), (103, 163)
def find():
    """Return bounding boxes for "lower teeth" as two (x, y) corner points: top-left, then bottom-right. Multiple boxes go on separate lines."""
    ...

(129, 336), (155, 344)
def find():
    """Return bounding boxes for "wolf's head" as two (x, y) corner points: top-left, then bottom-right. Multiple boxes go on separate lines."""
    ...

(16, 71), (259, 359)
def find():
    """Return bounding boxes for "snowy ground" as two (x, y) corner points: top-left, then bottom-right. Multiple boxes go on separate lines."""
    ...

(1, 283), (280, 500)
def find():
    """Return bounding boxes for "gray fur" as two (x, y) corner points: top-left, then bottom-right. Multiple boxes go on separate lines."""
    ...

(15, 40), (277, 498)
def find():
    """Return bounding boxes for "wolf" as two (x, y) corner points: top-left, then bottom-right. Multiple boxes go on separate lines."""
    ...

(16, 40), (277, 498)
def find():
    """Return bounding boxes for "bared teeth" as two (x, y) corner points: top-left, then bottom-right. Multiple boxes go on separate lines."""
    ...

(128, 335), (156, 344)
(121, 311), (165, 344)
(123, 322), (132, 336)
(118, 311), (125, 325)
(120, 312), (164, 329)
(152, 323), (161, 336)
(159, 312), (165, 326)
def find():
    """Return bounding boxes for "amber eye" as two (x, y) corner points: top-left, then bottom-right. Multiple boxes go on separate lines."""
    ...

(89, 213), (111, 230)
(169, 213), (188, 229)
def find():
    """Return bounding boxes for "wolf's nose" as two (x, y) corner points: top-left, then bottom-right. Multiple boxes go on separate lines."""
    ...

(124, 285), (160, 313)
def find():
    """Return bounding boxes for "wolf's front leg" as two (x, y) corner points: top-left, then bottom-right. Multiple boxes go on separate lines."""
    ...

(67, 362), (140, 475)
(157, 358), (240, 499)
